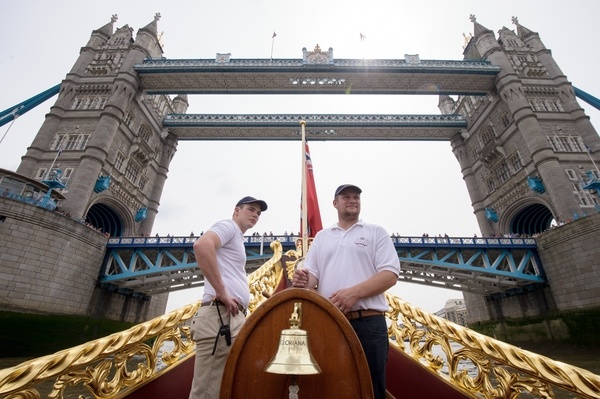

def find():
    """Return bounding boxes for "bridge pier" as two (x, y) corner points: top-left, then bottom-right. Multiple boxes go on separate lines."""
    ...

(0, 196), (167, 323)
(465, 212), (600, 345)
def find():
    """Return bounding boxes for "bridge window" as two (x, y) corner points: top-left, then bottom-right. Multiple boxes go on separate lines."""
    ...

(52, 133), (90, 151)
(139, 176), (148, 192)
(547, 135), (585, 152)
(35, 168), (73, 193)
(496, 161), (510, 183)
(486, 178), (496, 194)
(480, 126), (495, 146)
(545, 99), (563, 112)
(71, 97), (82, 109)
(124, 111), (134, 127)
(572, 182), (600, 207)
(35, 169), (47, 179)
(138, 124), (151, 142)
(509, 152), (522, 171)
(565, 169), (576, 180)
(71, 95), (107, 110)
(112, 37), (127, 46)
(114, 152), (126, 171)
(530, 98), (548, 111)
(54, 168), (73, 193)
(125, 159), (141, 183)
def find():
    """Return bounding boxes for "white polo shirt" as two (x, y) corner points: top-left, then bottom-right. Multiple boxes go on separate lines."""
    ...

(304, 220), (400, 312)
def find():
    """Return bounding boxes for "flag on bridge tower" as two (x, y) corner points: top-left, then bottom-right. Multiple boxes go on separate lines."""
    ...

(299, 121), (323, 256)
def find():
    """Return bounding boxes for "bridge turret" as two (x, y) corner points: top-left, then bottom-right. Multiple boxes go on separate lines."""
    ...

(85, 14), (117, 48)
(172, 94), (189, 114)
(438, 95), (456, 115)
(469, 15), (502, 61)
(132, 13), (164, 60)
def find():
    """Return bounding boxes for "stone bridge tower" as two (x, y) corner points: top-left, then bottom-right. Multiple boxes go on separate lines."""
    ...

(16, 14), (188, 237)
(441, 17), (600, 328)
(442, 16), (600, 237)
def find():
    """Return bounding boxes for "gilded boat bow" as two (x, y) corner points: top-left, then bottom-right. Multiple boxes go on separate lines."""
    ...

(1, 240), (600, 399)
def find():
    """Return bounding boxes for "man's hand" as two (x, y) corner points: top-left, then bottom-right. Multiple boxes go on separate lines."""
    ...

(292, 268), (309, 288)
(330, 288), (360, 314)
(216, 293), (241, 316)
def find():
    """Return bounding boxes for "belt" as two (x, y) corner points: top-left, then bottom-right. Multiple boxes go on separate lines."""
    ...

(345, 309), (385, 321)
(202, 300), (247, 316)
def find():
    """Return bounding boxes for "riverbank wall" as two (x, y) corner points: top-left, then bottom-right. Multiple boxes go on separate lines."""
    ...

(0, 197), (167, 323)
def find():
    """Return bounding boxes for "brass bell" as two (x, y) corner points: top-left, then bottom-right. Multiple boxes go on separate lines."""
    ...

(265, 303), (321, 375)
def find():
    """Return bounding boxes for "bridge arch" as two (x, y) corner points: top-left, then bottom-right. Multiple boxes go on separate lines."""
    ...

(85, 199), (131, 237)
(501, 198), (554, 236)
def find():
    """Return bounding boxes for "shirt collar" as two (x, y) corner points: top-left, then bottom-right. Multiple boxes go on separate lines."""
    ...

(331, 219), (364, 231)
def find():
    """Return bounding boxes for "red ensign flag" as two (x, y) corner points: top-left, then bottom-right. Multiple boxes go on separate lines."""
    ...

(302, 143), (323, 237)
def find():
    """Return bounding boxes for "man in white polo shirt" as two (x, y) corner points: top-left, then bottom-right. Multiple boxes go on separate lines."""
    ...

(188, 195), (268, 399)
(293, 184), (400, 399)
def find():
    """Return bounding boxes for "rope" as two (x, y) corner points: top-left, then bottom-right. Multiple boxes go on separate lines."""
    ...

(0, 114), (18, 146)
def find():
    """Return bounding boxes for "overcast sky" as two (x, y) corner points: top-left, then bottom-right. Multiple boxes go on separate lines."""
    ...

(1, 1), (599, 313)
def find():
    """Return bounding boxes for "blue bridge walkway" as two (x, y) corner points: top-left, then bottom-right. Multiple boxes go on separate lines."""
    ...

(100, 235), (544, 297)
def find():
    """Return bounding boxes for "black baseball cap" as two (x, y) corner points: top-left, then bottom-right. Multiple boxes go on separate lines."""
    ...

(236, 196), (268, 211)
(334, 184), (362, 197)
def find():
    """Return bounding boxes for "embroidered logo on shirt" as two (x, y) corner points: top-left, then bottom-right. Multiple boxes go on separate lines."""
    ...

(354, 237), (369, 247)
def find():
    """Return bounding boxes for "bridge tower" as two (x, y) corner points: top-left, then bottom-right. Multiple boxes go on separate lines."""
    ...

(442, 16), (600, 237)
(15, 14), (188, 237)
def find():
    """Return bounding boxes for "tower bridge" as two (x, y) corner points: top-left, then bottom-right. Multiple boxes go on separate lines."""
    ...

(1, 15), (599, 327)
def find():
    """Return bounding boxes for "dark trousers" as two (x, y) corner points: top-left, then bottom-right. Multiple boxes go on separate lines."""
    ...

(349, 315), (389, 399)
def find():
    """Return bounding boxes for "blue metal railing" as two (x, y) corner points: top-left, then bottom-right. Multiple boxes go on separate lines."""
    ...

(106, 234), (536, 248)
(1, 192), (58, 211)
(392, 235), (537, 248)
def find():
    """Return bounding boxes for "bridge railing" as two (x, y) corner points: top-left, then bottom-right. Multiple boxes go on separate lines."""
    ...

(107, 234), (299, 247)
(392, 235), (537, 247)
(2, 242), (600, 399)
(107, 234), (537, 248)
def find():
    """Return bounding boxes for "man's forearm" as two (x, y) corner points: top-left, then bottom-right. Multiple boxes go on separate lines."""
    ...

(353, 270), (397, 300)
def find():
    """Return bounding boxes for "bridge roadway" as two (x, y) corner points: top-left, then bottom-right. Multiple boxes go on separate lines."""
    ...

(132, 56), (500, 141)
(100, 235), (545, 297)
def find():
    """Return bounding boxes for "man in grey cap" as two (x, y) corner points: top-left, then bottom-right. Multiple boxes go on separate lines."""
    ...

(189, 195), (267, 399)
(293, 184), (399, 399)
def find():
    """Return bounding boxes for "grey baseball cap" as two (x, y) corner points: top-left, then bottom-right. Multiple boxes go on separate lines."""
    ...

(236, 196), (268, 211)
(334, 184), (362, 197)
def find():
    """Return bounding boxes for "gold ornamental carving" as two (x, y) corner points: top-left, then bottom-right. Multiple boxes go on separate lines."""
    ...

(385, 293), (600, 398)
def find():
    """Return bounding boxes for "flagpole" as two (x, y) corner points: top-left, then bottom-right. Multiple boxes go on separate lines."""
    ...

(300, 120), (308, 258)
(270, 32), (276, 61)
(44, 147), (62, 180)
(580, 137), (600, 175)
